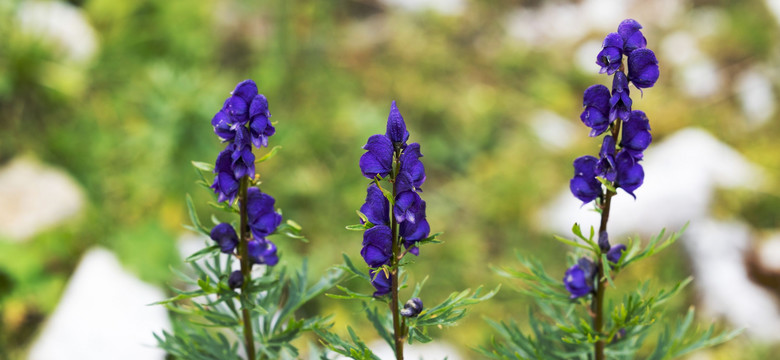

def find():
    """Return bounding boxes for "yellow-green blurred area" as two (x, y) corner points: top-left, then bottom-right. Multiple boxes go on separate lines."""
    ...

(1, 0), (779, 358)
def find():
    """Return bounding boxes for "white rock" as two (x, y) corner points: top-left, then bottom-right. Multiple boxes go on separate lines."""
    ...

(16, 1), (98, 63)
(539, 128), (763, 237)
(685, 219), (780, 341)
(28, 248), (171, 360)
(735, 67), (776, 127)
(0, 158), (85, 242)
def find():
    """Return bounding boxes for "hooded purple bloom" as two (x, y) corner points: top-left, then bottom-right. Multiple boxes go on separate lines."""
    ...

(400, 200), (429, 256)
(228, 270), (243, 289)
(361, 225), (392, 267)
(627, 48), (659, 89)
(360, 183), (390, 226)
(210, 223), (239, 254)
(621, 110), (652, 159)
(211, 149), (240, 204)
(247, 239), (279, 266)
(610, 72), (632, 122)
(370, 268), (391, 297)
(597, 135), (617, 182)
(400, 143), (426, 189)
(570, 155), (602, 204)
(231, 127), (255, 179)
(615, 150), (644, 198)
(607, 244), (627, 264)
(211, 110), (236, 142)
(223, 80), (258, 125)
(386, 101), (410, 145)
(359, 135), (393, 179)
(249, 94), (275, 148)
(596, 33), (624, 75)
(394, 190), (422, 224)
(246, 188), (283, 239)
(617, 19), (647, 54)
(564, 257), (595, 299)
(580, 85), (612, 137)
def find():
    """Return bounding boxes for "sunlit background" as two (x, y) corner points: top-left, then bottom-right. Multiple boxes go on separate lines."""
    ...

(1, 0), (779, 358)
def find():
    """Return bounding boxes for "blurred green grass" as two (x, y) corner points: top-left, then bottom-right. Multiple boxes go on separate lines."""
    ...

(1, 0), (779, 358)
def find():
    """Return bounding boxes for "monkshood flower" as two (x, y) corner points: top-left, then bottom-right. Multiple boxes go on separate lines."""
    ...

(246, 187), (283, 240)
(581, 85), (611, 137)
(211, 149), (240, 204)
(370, 268), (391, 297)
(621, 110), (652, 160)
(400, 297), (423, 318)
(210, 223), (239, 254)
(248, 239), (279, 266)
(607, 244), (627, 264)
(610, 72), (632, 123)
(358, 101), (429, 296)
(615, 150), (644, 198)
(228, 270), (243, 289)
(564, 258), (596, 299)
(596, 32), (623, 75)
(570, 156), (602, 204)
(627, 49), (659, 89)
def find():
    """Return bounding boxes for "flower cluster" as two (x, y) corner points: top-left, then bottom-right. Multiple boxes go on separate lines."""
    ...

(358, 101), (429, 296)
(571, 19), (658, 203)
(208, 80), (282, 268)
(565, 19), (658, 298)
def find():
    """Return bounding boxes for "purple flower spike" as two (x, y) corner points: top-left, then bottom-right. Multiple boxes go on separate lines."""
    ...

(210, 223), (239, 254)
(617, 19), (647, 54)
(246, 188), (283, 239)
(621, 111), (652, 159)
(596, 33), (624, 75)
(386, 101), (409, 145)
(370, 268), (392, 297)
(609, 72), (632, 123)
(359, 135), (394, 179)
(247, 239), (279, 266)
(615, 150), (644, 197)
(607, 244), (627, 264)
(361, 225), (392, 267)
(564, 257), (595, 299)
(627, 48), (659, 89)
(570, 155), (602, 204)
(581, 85), (611, 137)
(249, 94), (275, 148)
(360, 183), (390, 226)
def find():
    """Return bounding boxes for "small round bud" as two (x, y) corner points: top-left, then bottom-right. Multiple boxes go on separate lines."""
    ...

(228, 270), (244, 289)
(401, 297), (423, 318)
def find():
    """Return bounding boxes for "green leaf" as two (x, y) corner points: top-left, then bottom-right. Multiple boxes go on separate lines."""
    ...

(185, 245), (220, 262)
(346, 224), (369, 231)
(256, 145), (282, 163)
(191, 161), (215, 172)
(185, 194), (211, 236)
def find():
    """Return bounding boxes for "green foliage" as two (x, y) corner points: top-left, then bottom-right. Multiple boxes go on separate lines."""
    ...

(480, 227), (737, 359)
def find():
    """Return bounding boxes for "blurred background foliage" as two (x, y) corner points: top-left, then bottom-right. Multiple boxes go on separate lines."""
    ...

(0, 0), (779, 358)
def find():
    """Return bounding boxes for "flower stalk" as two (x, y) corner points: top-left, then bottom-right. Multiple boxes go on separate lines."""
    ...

(238, 176), (256, 360)
(390, 146), (404, 360)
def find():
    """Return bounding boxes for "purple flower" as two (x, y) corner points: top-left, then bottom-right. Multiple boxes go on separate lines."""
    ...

(598, 231), (611, 252)
(615, 150), (644, 197)
(400, 143), (426, 189)
(231, 127), (255, 179)
(621, 110), (652, 159)
(361, 225), (392, 267)
(228, 270), (243, 289)
(607, 244), (627, 264)
(401, 297), (423, 318)
(394, 190), (423, 223)
(211, 149), (239, 204)
(596, 33), (624, 75)
(223, 80), (259, 125)
(359, 135), (393, 179)
(247, 239), (279, 266)
(570, 155), (602, 204)
(249, 94), (275, 148)
(627, 48), (659, 89)
(564, 258), (595, 299)
(370, 268), (391, 297)
(617, 19), (647, 54)
(210, 223), (239, 254)
(360, 183), (390, 226)
(400, 200), (429, 256)
(246, 188), (282, 239)
(580, 85), (611, 137)
(597, 135), (617, 182)
(386, 101), (410, 145)
(609, 72), (632, 123)
(211, 110), (235, 142)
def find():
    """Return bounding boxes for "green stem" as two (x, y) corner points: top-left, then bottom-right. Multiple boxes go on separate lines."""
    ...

(390, 146), (404, 360)
(238, 176), (256, 360)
